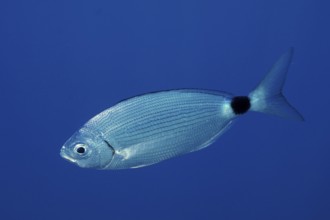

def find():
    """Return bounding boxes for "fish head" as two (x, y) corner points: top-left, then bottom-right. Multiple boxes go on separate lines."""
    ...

(60, 127), (114, 169)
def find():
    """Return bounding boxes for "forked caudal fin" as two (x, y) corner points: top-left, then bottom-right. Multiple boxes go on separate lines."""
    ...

(248, 48), (304, 121)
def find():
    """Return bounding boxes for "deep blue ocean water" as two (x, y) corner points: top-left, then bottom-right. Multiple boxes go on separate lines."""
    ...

(1, 1), (329, 219)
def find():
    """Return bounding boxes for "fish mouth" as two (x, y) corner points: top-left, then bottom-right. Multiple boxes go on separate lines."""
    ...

(60, 147), (77, 163)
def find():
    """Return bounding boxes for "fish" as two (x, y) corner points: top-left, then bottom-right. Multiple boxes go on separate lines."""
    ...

(60, 48), (303, 170)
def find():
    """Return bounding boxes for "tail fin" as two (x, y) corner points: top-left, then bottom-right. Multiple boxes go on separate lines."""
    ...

(248, 48), (304, 121)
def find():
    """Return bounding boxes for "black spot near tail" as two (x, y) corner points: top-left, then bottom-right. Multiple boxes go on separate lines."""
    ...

(231, 96), (251, 115)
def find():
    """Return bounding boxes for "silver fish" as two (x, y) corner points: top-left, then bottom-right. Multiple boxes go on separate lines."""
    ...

(60, 48), (303, 169)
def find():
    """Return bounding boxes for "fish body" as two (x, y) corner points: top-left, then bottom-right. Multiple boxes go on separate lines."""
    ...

(60, 48), (303, 169)
(87, 90), (234, 169)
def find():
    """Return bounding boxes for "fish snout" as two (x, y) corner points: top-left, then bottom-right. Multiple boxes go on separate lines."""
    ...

(60, 146), (77, 163)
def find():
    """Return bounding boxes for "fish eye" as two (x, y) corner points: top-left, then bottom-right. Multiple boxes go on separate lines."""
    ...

(74, 144), (87, 155)
(76, 147), (85, 154)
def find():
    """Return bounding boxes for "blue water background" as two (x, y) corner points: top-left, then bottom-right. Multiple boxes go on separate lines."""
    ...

(1, 1), (329, 219)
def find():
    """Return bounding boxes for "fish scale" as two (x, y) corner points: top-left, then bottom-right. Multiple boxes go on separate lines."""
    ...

(86, 90), (234, 169)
